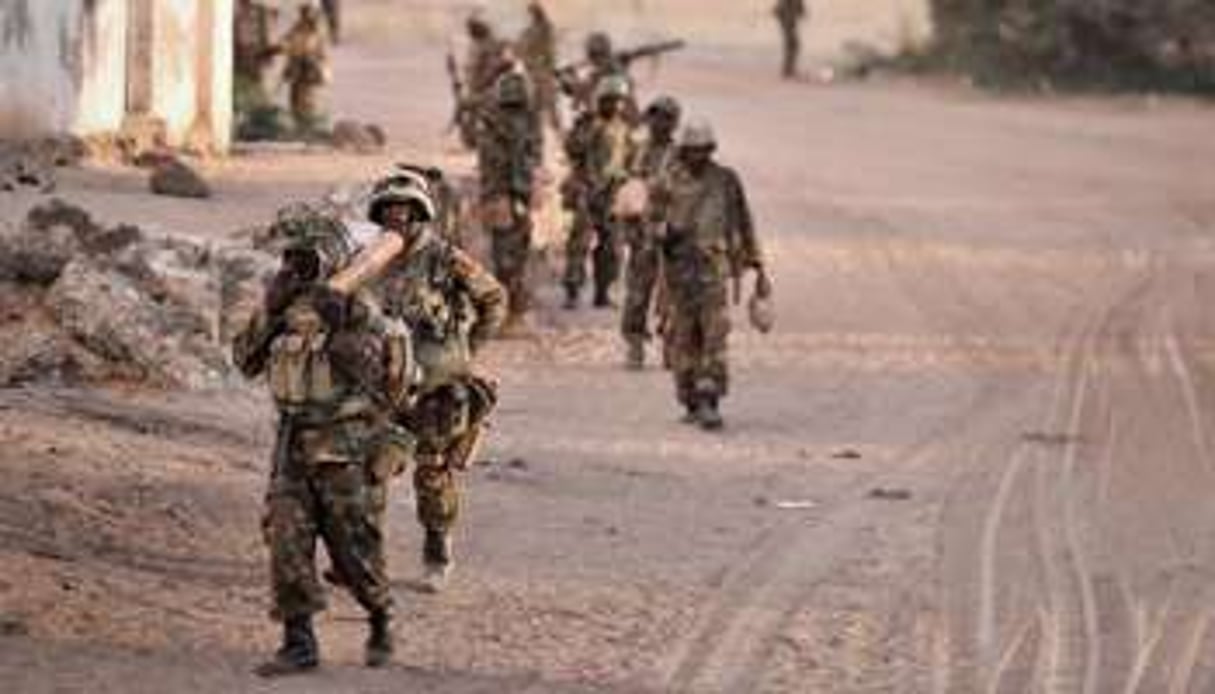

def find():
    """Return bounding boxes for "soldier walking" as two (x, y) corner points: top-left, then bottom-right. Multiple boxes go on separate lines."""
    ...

(558, 32), (637, 118)
(457, 13), (514, 149)
(561, 76), (636, 309)
(281, 3), (331, 134)
(233, 206), (415, 675)
(516, 1), (562, 132)
(650, 120), (770, 430)
(369, 172), (507, 592)
(234, 0), (278, 110)
(619, 96), (682, 369)
(478, 71), (542, 326)
(774, 0), (807, 79)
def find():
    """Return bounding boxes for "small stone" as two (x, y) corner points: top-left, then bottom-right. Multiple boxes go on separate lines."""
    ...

(868, 487), (913, 502)
(149, 158), (212, 199)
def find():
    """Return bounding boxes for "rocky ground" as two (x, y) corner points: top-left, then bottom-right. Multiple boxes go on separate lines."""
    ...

(2, 2), (1215, 693)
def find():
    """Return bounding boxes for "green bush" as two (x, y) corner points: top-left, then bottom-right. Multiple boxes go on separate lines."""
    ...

(928, 0), (1215, 93)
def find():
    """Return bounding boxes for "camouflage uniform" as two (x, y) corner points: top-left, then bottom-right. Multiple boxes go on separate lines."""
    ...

(620, 97), (681, 364)
(233, 208), (414, 672)
(516, 2), (561, 131)
(774, 0), (807, 79)
(562, 77), (635, 307)
(234, 0), (276, 105)
(460, 16), (513, 149)
(650, 122), (764, 428)
(282, 7), (330, 133)
(478, 72), (542, 320)
(374, 226), (506, 577)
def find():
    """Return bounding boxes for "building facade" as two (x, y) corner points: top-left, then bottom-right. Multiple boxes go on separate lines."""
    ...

(0, 0), (233, 153)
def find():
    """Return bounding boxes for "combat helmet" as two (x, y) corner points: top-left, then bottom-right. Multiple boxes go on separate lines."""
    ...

(586, 32), (612, 61)
(594, 74), (631, 104)
(368, 174), (437, 226)
(273, 203), (356, 279)
(678, 119), (717, 150)
(495, 71), (531, 106)
(645, 95), (682, 120)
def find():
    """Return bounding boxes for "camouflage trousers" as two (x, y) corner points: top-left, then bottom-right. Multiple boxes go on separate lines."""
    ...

(400, 383), (489, 534)
(664, 274), (731, 405)
(621, 223), (661, 342)
(289, 82), (324, 134)
(780, 20), (802, 78)
(563, 189), (621, 296)
(263, 455), (390, 621)
(490, 212), (533, 318)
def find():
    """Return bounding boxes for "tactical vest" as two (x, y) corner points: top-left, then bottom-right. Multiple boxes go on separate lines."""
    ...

(267, 300), (345, 412)
(380, 234), (475, 391)
(665, 164), (734, 260)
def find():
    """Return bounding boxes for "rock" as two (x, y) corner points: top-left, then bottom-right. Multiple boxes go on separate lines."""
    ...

(49, 258), (227, 388)
(0, 223), (81, 285)
(149, 158), (212, 199)
(330, 119), (387, 153)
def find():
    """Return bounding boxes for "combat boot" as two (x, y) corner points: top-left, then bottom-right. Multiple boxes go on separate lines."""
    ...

(563, 284), (580, 310)
(625, 338), (645, 370)
(420, 529), (453, 594)
(592, 285), (613, 308)
(694, 397), (724, 432)
(364, 608), (394, 668)
(256, 615), (319, 677)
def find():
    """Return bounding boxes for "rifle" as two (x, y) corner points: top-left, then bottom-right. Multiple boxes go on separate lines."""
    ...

(445, 51), (465, 130)
(272, 412), (297, 480)
(555, 39), (686, 77)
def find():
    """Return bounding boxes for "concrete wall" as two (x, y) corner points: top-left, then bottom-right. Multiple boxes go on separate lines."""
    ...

(0, 0), (232, 152)
(0, 1), (81, 136)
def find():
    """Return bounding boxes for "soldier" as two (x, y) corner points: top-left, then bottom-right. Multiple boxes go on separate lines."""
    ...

(281, 3), (331, 134)
(233, 206), (415, 675)
(516, 1), (561, 132)
(478, 71), (542, 325)
(234, 0), (277, 107)
(558, 32), (637, 117)
(650, 120), (770, 430)
(453, 14), (514, 149)
(619, 95), (682, 369)
(774, 0), (807, 79)
(369, 173), (507, 592)
(561, 76), (636, 309)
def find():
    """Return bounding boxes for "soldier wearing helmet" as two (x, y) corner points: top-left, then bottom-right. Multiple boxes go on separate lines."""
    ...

(234, 204), (416, 675)
(618, 95), (683, 369)
(558, 31), (637, 117)
(460, 12), (514, 147)
(515, 1), (561, 131)
(560, 74), (636, 308)
(367, 168), (507, 593)
(478, 69), (542, 325)
(649, 118), (770, 430)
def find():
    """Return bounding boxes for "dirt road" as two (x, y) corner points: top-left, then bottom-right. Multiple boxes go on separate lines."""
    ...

(3, 2), (1215, 692)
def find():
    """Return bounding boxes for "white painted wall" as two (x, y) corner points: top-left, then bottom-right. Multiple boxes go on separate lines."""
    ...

(0, 1), (80, 136)
(75, 0), (130, 135)
(0, 0), (232, 152)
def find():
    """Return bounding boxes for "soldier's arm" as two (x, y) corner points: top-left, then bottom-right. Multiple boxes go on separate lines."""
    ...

(724, 167), (763, 270)
(232, 307), (278, 379)
(450, 247), (508, 349)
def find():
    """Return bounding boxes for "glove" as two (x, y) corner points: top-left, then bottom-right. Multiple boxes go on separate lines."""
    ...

(754, 267), (773, 299)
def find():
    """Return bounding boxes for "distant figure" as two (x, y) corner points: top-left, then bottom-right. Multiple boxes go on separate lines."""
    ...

(558, 32), (636, 118)
(478, 71), (542, 325)
(281, 4), (330, 134)
(774, 0), (807, 79)
(320, 0), (341, 43)
(459, 13), (513, 148)
(233, 0), (277, 106)
(516, 1), (561, 131)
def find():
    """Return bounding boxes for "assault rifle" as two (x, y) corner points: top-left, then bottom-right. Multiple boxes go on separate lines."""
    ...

(445, 52), (480, 149)
(555, 38), (687, 77)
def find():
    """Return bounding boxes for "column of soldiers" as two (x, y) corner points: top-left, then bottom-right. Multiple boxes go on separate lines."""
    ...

(235, 4), (776, 674)
(452, 6), (772, 430)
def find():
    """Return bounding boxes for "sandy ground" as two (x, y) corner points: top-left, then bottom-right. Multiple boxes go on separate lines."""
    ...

(3, 1), (1215, 692)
